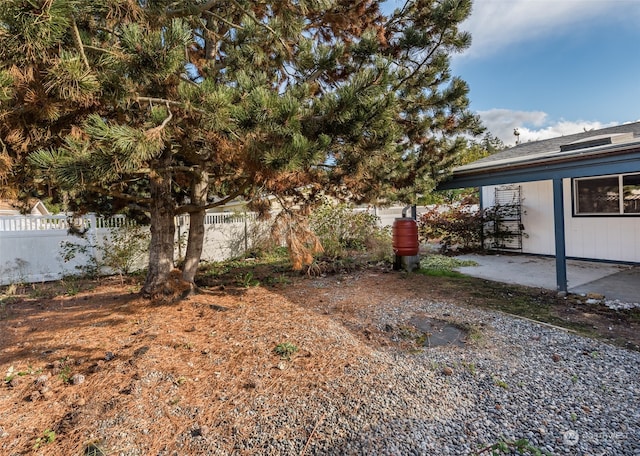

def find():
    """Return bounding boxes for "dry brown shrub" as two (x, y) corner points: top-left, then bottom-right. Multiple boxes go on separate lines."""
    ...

(271, 211), (323, 270)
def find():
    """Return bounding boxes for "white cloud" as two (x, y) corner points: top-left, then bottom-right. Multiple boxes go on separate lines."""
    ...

(461, 0), (638, 58)
(477, 109), (621, 145)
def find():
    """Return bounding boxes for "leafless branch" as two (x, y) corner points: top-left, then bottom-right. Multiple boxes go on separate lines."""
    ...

(175, 179), (251, 214)
(158, 103), (173, 129)
(203, 9), (243, 30)
(83, 45), (121, 58)
(135, 96), (207, 115)
(71, 19), (90, 70)
(135, 96), (184, 109)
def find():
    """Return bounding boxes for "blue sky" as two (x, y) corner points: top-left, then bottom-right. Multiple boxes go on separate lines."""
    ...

(386, 0), (640, 146)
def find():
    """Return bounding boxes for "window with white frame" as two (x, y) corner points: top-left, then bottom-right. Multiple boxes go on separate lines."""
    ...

(574, 173), (640, 215)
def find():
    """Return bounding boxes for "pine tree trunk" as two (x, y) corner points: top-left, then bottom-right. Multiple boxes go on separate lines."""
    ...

(182, 170), (208, 284)
(142, 149), (176, 297)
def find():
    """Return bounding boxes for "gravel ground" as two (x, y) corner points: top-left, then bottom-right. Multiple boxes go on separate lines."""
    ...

(3, 276), (638, 456)
(215, 298), (640, 456)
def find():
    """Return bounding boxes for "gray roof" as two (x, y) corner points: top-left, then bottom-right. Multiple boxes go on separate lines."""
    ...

(438, 121), (640, 189)
(460, 121), (640, 172)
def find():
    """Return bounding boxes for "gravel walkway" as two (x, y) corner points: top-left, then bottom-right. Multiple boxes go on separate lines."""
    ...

(226, 298), (640, 456)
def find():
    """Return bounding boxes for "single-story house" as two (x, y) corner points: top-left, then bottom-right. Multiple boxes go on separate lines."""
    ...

(0, 199), (50, 216)
(438, 121), (640, 293)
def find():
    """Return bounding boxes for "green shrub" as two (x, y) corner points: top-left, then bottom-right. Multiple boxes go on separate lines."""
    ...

(61, 223), (149, 281)
(418, 201), (483, 253)
(235, 271), (260, 288)
(100, 224), (150, 278)
(418, 199), (524, 253)
(419, 255), (477, 277)
(309, 203), (390, 259)
(367, 225), (393, 262)
(274, 342), (298, 359)
(33, 429), (55, 450)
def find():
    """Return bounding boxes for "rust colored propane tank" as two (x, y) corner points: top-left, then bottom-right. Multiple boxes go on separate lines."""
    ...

(392, 217), (419, 256)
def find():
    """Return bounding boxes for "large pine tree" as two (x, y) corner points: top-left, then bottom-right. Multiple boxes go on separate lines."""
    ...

(0, 0), (481, 296)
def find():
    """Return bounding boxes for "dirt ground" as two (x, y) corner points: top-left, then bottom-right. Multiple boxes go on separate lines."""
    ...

(1, 265), (639, 455)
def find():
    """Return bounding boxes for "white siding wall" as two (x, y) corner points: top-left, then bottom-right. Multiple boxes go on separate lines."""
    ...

(483, 179), (640, 263)
(514, 180), (555, 256)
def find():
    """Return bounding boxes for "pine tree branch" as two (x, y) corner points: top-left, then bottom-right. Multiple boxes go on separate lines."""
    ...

(301, 67), (327, 86)
(272, 193), (294, 217)
(175, 179), (251, 214)
(154, 165), (237, 178)
(203, 10), (244, 30)
(180, 75), (200, 87)
(157, 103), (173, 130)
(228, 0), (292, 58)
(167, 0), (269, 44)
(71, 18), (90, 70)
(87, 185), (152, 205)
(140, 102), (173, 143)
(166, 0), (219, 18)
(135, 96), (184, 109)
(384, 0), (412, 29)
(114, 166), (213, 176)
(392, 31), (446, 92)
(119, 169), (151, 175)
(83, 45), (122, 58)
(168, 165), (199, 174)
(134, 96), (207, 115)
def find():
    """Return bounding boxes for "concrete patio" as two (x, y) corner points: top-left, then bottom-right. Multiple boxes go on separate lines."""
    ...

(455, 253), (640, 305)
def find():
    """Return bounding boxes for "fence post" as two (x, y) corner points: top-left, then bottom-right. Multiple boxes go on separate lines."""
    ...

(176, 215), (183, 261)
(87, 213), (98, 267)
(243, 212), (248, 254)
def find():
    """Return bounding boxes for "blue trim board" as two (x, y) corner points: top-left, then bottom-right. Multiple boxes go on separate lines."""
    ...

(437, 150), (640, 190)
(553, 178), (568, 293)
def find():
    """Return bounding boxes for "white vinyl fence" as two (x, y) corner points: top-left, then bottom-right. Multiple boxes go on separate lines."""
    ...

(0, 212), (268, 286)
(358, 205), (435, 227)
(175, 212), (268, 263)
(0, 205), (429, 286)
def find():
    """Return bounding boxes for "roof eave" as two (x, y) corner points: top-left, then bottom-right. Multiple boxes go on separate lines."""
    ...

(438, 146), (640, 190)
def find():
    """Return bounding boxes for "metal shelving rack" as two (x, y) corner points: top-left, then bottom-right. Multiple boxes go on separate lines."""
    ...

(485, 185), (523, 251)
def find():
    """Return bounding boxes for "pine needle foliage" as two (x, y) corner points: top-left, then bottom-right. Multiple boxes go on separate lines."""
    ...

(2, 0), (484, 293)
